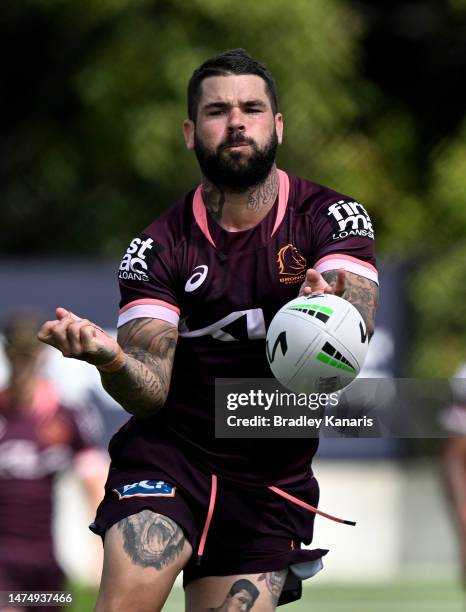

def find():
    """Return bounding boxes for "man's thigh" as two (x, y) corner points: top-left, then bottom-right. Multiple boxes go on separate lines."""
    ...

(95, 509), (192, 612)
(185, 570), (288, 612)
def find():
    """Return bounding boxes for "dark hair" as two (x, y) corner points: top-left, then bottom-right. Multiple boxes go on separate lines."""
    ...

(187, 48), (278, 121)
(228, 579), (260, 603)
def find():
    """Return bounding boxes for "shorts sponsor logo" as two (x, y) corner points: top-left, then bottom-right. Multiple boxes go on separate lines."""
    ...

(185, 265), (208, 292)
(119, 235), (159, 282)
(276, 243), (307, 284)
(327, 200), (374, 240)
(113, 480), (176, 500)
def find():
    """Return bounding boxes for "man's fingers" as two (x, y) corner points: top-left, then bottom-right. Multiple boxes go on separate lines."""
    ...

(80, 325), (97, 352)
(37, 320), (60, 344)
(333, 269), (347, 296)
(56, 307), (81, 322)
(302, 269), (330, 295)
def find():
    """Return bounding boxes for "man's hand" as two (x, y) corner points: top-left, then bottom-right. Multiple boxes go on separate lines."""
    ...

(299, 268), (346, 297)
(38, 307), (120, 366)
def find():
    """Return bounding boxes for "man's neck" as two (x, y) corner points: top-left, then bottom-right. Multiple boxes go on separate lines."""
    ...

(201, 166), (279, 232)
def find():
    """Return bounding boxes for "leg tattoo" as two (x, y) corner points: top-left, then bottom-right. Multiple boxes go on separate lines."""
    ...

(117, 510), (185, 570)
(258, 570), (287, 607)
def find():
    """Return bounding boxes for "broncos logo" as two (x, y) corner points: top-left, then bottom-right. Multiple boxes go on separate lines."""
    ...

(277, 243), (307, 276)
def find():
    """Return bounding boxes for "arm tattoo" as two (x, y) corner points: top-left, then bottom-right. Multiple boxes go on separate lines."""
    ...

(246, 171), (279, 212)
(258, 570), (287, 606)
(100, 318), (177, 418)
(117, 510), (185, 570)
(202, 180), (226, 222)
(322, 270), (378, 338)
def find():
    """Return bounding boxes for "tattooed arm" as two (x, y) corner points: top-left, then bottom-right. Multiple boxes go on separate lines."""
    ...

(38, 308), (177, 419)
(100, 318), (178, 418)
(299, 268), (378, 339)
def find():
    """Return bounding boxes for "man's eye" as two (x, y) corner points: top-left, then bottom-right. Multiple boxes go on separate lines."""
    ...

(246, 108), (261, 113)
(208, 110), (224, 116)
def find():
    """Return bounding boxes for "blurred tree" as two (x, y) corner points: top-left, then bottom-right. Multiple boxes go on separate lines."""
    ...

(1, 0), (465, 375)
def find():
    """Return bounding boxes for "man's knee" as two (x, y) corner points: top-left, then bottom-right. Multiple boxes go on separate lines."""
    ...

(95, 510), (192, 612)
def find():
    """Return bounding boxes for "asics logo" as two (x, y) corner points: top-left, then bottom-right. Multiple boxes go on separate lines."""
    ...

(185, 265), (208, 292)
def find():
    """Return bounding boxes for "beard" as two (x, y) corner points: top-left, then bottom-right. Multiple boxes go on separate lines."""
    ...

(194, 129), (278, 192)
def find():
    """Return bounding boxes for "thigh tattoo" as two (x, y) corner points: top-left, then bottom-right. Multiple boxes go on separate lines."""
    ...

(117, 510), (185, 570)
(258, 570), (287, 607)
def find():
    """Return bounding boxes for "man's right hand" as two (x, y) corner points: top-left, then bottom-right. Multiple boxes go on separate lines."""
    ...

(38, 307), (120, 367)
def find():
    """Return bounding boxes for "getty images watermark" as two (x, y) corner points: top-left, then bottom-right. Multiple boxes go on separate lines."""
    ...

(224, 389), (373, 430)
(215, 378), (455, 439)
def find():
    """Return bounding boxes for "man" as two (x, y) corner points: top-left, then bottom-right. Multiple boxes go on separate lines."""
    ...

(39, 49), (378, 611)
(0, 312), (108, 612)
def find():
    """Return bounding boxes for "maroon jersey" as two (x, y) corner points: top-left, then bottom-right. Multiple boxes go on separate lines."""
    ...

(0, 380), (102, 564)
(116, 171), (378, 484)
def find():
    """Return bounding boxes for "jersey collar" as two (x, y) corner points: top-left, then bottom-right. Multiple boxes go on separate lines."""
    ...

(192, 169), (290, 248)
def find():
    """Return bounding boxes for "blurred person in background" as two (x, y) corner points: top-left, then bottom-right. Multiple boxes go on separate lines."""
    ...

(441, 363), (466, 586)
(0, 312), (108, 611)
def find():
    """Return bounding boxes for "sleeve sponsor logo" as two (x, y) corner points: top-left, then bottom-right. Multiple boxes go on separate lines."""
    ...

(327, 200), (374, 240)
(119, 235), (160, 282)
(113, 479), (176, 499)
(276, 243), (307, 284)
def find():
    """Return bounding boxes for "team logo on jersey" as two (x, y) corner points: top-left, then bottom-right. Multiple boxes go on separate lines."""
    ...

(327, 200), (374, 240)
(119, 235), (160, 282)
(113, 480), (176, 500)
(185, 265), (208, 292)
(276, 244), (307, 284)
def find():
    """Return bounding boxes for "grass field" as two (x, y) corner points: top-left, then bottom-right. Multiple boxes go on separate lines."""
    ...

(70, 581), (465, 611)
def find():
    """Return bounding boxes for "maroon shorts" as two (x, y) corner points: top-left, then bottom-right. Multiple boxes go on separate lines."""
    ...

(90, 429), (328, 606)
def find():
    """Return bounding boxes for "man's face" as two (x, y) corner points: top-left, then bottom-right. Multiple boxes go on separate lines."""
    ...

(227, 589), (255, 611)
(184, 74), (283, 191)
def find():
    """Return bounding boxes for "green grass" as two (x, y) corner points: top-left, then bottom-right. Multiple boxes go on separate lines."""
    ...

(69, 580), (465, 611)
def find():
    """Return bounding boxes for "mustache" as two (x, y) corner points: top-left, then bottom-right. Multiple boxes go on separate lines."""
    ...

(219, 134), (256, 150)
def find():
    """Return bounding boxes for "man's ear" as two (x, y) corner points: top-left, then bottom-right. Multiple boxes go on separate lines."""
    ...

(183, 119), (195, 150)
(275, 113), (283, 145)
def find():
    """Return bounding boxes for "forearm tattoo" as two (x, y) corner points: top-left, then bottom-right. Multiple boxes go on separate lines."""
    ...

(100, 318), (177, 418)
(258, 570), (287, 606)
(322, 270), (378, 338)
(117, 510), (185, 570)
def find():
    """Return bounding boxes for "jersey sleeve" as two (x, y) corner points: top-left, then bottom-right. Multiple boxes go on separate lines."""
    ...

(311, 196), (378, 284)
(117, 227), (180, 328)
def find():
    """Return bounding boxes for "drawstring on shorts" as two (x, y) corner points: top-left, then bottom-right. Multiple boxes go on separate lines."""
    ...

(196, 474), (355, 565)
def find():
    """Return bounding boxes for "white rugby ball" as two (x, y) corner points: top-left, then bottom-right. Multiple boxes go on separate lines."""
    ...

(266, 294), (369, 393)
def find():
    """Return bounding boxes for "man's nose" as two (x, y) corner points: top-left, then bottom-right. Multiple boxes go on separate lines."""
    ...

(227, 107), (245, 131)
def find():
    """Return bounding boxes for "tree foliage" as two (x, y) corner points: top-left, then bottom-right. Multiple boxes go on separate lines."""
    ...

(1, 0), (465, 375)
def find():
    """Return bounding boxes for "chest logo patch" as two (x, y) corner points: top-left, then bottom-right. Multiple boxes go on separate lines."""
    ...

(277, 244), (307, 284)
(113, 480), (177, 500)
(185, 265), (208, 292)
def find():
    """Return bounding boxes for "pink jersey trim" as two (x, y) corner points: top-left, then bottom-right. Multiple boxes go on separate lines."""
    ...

(192, 169), (290, 246)
(193, 187), (216, 247)
(119, 298), (180, 316)
(271, 169), (290, 237)
(314, 253), (378, 284)
(118, 305), (180, 328)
